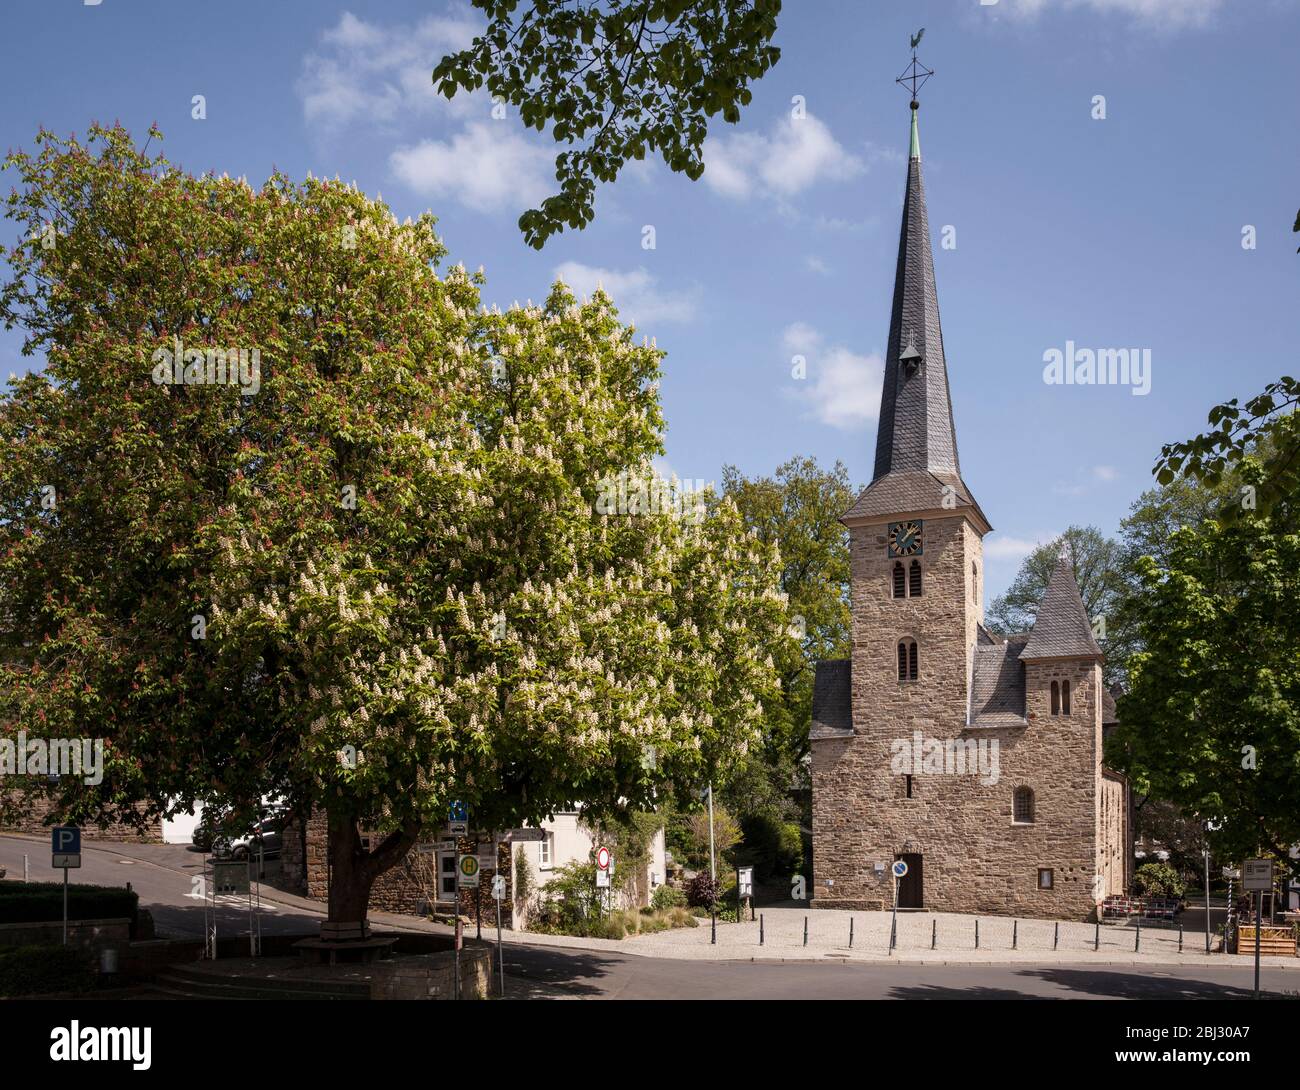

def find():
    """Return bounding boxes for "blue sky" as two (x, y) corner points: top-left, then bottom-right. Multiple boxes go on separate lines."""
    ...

(2, 0), (1296, 601)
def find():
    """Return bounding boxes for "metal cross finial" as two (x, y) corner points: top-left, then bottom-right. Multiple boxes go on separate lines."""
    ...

(896, 28), (933, 108)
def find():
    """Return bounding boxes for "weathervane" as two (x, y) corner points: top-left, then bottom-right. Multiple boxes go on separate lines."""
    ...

(896, 28), (933, 108)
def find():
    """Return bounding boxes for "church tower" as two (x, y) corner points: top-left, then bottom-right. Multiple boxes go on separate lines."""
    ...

(809, 56), (1128, 921)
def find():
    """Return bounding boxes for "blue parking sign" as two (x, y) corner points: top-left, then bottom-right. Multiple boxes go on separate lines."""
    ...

(52, 826), (81, 868)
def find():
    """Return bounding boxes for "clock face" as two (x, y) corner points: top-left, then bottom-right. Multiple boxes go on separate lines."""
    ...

(888, 520), (923, 558)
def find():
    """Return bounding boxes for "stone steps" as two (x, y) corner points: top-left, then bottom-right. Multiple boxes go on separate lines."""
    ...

(153, 964), (370, 1001)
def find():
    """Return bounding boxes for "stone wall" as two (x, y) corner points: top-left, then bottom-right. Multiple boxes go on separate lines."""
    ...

(0, 916), (132, 952)
(1, 787), (162, 842)
(284, 809), (514, 924)
(811, 512), (1111, 921)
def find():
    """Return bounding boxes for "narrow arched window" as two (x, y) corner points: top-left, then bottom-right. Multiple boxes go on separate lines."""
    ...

(1050, 680), (1060, 715)
(1014, 786), (1035, 824)
(909, 559), (922, 598)
(893, 562), (906, 599)
(1062, 679), (1072, 715)
(897, 640), (918, 682)
(972, 561), (978, 602)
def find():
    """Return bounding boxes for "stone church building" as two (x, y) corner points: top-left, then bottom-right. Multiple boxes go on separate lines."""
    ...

(810, 102), (1131, 921)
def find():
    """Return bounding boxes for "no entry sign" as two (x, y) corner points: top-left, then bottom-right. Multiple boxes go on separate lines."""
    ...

(596, 846), (611, 871)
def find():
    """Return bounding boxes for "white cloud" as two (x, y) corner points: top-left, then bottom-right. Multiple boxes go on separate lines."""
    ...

(552, 262), (698, 328)
(984, 534), (1045, 562)
(804, 255), (831, 276)
(298, 9), (483, 129)
(390, 124), (553, 213)
(997, 0), (1223, 28)
(782, 323), (882, 430)
(1093, 464), (1119, 481)
(702, 115), (864, 202)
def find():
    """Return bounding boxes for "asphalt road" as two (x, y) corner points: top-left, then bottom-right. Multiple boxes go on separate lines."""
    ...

(0, 835), (326, 940)
(499, 945), (1300, 1000)
(4, 835), (1297, 1000)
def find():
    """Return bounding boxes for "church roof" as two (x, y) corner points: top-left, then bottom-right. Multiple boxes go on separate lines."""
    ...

(970, 636), (1028, 727)
(847, 105), (986, 529)
(1019, 553), (1104, 662)
(809, 659), (853, 741)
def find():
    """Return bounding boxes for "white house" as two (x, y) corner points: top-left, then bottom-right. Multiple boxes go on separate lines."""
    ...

(512, 811), (667, 926)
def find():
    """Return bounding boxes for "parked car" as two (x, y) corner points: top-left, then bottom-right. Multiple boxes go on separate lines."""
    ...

(224, 816), (285, 861)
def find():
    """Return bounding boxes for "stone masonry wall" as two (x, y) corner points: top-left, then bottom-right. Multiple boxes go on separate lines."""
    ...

(1, 787), (162, 842)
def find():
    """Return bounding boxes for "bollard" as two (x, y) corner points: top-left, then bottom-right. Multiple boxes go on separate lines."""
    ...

(711, 911), (716, 945)
(1053, 921), (1059, 950)
(1013, 920), (1018, 950)
(1094, 918), (1100, 951)
(23, 853), (29, 883)
(931, 918), (937, 950)
(760, 913), (764, 946)
(1135, 918), (1140, 953)
(975, 918), (980, 949)
(1178, 924), (1183, 953)
(849, 917), (854, 948)
(803, 915), (808, 947)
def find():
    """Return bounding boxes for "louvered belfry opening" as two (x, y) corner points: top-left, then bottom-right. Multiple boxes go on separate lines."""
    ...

(909, 559), (922, 597)
(893, 562), (906, 599)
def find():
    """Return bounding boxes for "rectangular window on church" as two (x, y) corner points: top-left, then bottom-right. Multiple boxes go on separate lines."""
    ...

(1038, 868), (1054, 890)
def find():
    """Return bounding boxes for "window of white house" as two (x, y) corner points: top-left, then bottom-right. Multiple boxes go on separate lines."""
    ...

(436, 848), (458, 902)
(539, 832), (554, 869)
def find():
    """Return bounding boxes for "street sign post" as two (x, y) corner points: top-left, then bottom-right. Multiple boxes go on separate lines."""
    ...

(457, 854), (480, 886)
(51, 827), (81, 945)
(1244, 859), (1273, 1000)
(504, 828), (547, 842)
(492, 874), (506, 996)
(889, 859), (908, 955)
(737, 866), (754, 921)
(449, 801), (469, 837)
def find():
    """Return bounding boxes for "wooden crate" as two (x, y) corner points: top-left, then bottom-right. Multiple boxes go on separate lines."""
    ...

(1236, 925), (1297, 957)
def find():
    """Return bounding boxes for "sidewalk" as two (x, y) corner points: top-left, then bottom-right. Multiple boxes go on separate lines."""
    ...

(10, 834), (1296, 969)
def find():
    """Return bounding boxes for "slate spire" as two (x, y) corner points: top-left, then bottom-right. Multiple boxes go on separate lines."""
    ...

(872, 102), (961, 483)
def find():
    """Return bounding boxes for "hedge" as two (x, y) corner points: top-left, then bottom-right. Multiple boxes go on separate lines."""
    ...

(0, 944), (95, 996)
(0, 881), (138, 925)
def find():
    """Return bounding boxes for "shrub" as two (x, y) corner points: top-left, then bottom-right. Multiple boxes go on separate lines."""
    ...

(0, 882), (138, 926)
(0, 945), (94, 997)
(651, 885), (686, 912)
(1134, 862), (1186, 899)
(669, 907), (698, 928)
(685, 873), (721, 908)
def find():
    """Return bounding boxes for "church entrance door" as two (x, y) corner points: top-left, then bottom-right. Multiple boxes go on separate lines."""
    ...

(895, 853), (924, 909)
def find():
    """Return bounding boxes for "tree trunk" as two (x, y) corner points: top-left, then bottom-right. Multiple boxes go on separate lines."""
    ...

(325, 809), (421, 926)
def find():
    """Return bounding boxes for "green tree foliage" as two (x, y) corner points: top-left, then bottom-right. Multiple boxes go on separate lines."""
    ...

(1111, 452), (1300, 878)
(0, 125), (788, 922)
(432, 0), (782, 248)
(718, 456), (853, 815)
(1155, 377), (1299, 523)
(985, 526), (1129, 684)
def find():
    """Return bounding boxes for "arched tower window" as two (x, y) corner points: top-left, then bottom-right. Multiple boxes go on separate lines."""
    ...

(1062, 679), (1072, 715)
(972, 560), (978, 602)
(897, 639), (918, 682)
(1013, 786), (1035, 824)
(909, 559), (922, 598)
(1050, 680), (1061, 715)
(892, 562), (906, 599)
